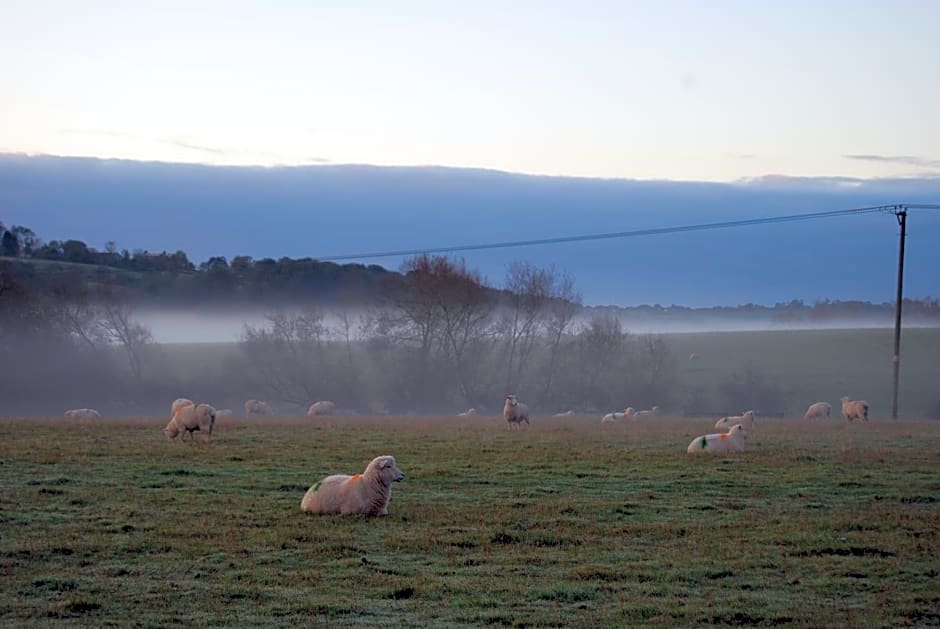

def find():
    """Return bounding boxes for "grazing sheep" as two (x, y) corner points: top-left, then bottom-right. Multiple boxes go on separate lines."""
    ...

(634, 406), (661, 418)
(64, 408), (101, 419)
(503, 395), (530, 428)
(601, 407), (635, 423)
(687, 423), (747, 454)
(457, 407), (477, 416)
(165, 403), (216, 442)
(715, 410), (755, 431)
(301, 455), (405, 516)
(803, 402), (832, 420)
(215, 409), (234, 419)
(553, 410), (575, 417)
(170, 398), (194, 420)
(244, 400), (272, 416)
(840, 397), (869, 423)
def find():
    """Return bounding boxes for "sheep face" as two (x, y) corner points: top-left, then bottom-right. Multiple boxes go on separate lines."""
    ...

(728, 424), (747, 439)
(368, 455), (405, 485)
(164, 421), (181, 440)
(505, 395), (518, 407)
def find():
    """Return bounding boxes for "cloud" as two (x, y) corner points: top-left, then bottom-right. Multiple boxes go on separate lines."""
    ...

(844, 154), (940, 169)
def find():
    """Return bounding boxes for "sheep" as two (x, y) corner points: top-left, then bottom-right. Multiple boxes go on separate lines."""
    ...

(841, 397), (869, 423)
(170, 398), (194, 420)
(553, 410), (575, 417)
(215, 409), (234, 419)
(503, 395), (530, 428)
(300, 455), (405, 516)
(457, 408), (477, 416)
(715, 410), (755, 431)
(165, 403), (216, 442)
(64, 408), (101, 419)
(689, 353), (701, 362)
(306, 401), (336, 416)
(601, 407), (635, 423)
(687, 423), (747, 454)
(634, 406), (661, 418)
(244, 399), (272, 416)
(803, 402), (831, 420)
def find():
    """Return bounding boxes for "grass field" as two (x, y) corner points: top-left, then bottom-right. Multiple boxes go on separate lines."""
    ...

(1, 415), (938, 626)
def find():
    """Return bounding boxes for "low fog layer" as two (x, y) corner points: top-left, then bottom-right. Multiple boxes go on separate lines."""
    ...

(137, 308), (940, 344)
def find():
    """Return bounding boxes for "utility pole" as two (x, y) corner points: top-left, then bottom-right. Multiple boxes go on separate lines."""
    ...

(891, 206), (907, 421)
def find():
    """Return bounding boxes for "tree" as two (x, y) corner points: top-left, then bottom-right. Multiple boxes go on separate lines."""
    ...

(539, 274), (582, 403)
(11, 226), (41, 257)
(1, 230), (20, 257)
(96, 286), (153, 382)
(502, 262), (554, 393)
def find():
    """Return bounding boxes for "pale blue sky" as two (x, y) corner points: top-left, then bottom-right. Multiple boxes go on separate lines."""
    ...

(2, 0), (939, 181)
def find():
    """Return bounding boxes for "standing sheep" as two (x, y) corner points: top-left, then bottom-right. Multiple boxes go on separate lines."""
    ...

(300, 455), (405, 516)
(841, 397), (869, 422)
(165, 403), (216, 442)
(503, 395), (530, 428)
(64, 408), (101, 419)
(803, 402), (831, 420)
(715, 410), (755, 431)
(601, 408), (635, 423)
(244, 400), (272, 416)
(687, 423), (748, 454)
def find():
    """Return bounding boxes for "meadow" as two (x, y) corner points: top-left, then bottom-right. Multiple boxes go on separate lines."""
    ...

(1, 415), (938, 627)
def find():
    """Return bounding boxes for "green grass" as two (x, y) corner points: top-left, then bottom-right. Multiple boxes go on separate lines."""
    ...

(1, 416), (938, 626)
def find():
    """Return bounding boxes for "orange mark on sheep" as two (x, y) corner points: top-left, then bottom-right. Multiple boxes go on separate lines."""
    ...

(348, 474), (362, 483)
(719, 433), (729, 441)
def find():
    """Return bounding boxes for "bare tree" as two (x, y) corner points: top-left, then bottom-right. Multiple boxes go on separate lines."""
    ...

(240, 308), (330, 405)
(502, 262), (554, 393)
(97, 287), (153, 382)
(539, 274), (582, 403)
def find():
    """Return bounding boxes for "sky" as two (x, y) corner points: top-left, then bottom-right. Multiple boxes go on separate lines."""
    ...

(2, 1), (940, 182)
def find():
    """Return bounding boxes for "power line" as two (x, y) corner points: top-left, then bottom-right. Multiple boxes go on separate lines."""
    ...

(313, 204), (907, 262)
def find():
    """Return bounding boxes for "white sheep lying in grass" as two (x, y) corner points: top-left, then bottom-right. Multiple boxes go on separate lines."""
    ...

(307, 401), (335, 416)
(300, 455), (405, 516)
(601, 407), (635, 423)
(715, 410), (755, 431)
(503, 395), (530, 428)
(804, 402), (831, 420)
(244, 399), (271, 416)
(215, 409), (234, 419)
(841, 397), (869, 422)
(553, 410), (575, 417)
(64, 408), (101, 419)
(165, 403), (216, 442)
(634, 406), (661, 418)
(687, 423), (747, 454)
(458, 407), (477, 416)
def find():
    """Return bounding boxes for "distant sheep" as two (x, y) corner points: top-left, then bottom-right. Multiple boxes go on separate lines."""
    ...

(244, 400), (272, 416)
(165, 403), (216, 442)
(64, 408), (101, 419)
(840, 397), (869, 423)
(634, 406), (661, 418)
(306, 401), (336, 416)
(457, 408), (477, 416)
(300, 455), (405, 516)
(602, 407), (635, 423)
(687, 423), (747, 454)
(215, 409), (234, 419)
(716, 410), (755, 431)
(503, 395), (530, 428)
(803, 402), (831, 420)
(689, 353), (701, 362)
(553, 410), (575, 417)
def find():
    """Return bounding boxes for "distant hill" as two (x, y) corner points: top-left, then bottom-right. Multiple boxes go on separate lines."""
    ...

(3, 153), (940, 306)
